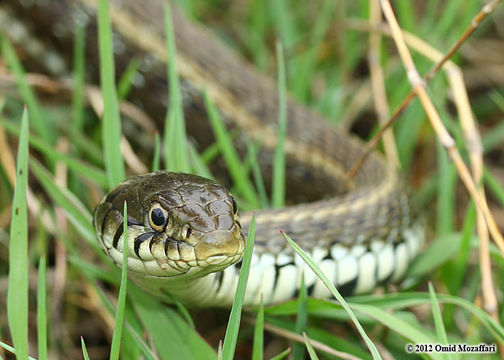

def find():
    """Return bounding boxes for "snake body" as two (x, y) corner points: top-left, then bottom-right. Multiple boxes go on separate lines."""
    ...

(2, 0), (424, 307)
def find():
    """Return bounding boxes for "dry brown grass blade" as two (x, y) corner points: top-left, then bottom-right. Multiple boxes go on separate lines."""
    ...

(245, 318), (364, 360)
(348, 0), (502, 178)
(377, 0), (504, 257)
(368, 0), (399, 168)
(53, 138), (70, 342)
(450, 69), (500, 326)
(87, 87), (149, 174)
(0, 70), (158, 134)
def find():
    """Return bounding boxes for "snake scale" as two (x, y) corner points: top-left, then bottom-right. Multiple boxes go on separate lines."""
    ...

(1, 0), (424, 307)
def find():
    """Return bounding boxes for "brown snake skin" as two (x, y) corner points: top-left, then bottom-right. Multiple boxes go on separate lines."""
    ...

(1, 0), (424, 305)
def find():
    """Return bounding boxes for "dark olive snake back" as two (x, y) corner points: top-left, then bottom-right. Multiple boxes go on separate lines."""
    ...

(1, 0), (424, 306)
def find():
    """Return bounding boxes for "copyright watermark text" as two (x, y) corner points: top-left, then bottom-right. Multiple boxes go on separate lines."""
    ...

(405, 343), (496, 354)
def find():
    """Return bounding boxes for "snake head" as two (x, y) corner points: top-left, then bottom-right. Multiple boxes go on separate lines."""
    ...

(93, 171), (245, 279)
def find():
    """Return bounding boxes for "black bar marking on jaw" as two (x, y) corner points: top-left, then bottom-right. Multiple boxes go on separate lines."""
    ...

(149, 236), (156, 254)
(215, 271), (225, 295)
(307, 283), (316, 297)
(164, 237), (176, 257)
(100, 208), (113, 239)
(112, 217), (141, 249)
(338, 277), (358, 297)
(113, 222), (124, 249)
(134, 232), (156, 259)
(272, 261), (294, 294)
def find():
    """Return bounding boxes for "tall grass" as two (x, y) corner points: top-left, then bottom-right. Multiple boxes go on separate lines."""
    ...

(1, 0), (504, 359)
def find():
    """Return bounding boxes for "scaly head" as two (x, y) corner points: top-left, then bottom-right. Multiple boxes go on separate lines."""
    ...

(93, 171), (245, 279)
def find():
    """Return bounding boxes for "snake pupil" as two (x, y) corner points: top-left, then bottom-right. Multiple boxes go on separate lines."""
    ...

(151, 208), (166, 226)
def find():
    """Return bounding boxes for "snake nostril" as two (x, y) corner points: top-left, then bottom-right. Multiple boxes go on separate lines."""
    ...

(181, 224), (192, 239)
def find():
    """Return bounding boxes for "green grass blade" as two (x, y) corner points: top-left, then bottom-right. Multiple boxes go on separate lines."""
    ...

(72, 23), (86, 132)
(251, 297), (264, 360)
(349, 303), (445, 360)
(98, 0), (125, 187)
(221, 215), (256, 360)
(292, 274), (307, 360)
(7, 107), (29, 360)
(131, 288), (216, 360)
(81, 337), (91, 360)
(443, 204), (476, 298)
(0, 119), (108, 188)
(204, 91), (258, 207)
(124, 323), (159, 360)
(268, 0), (298, 47)
(269, 348), (291, 360)
(2, 37), (52, 144)
(407, 233), (464, 278)
(282, 232), (383, 360)
(152, 132), (161, 172)
(188, 143), (213, 179)
(428, 284), (450, 360)
(302, 333), (320, 360)
(348, 292), (504, 341)
(291, 0), (334, 101)
(245, 0), (269, 70)
(37, 256), (47, 360)
(272, 41), (287, 209)
(29, 160), (97, 247)
(200, 141), (221, 164)
(484, 167), (504, 206)
(60, 124), (105, 166)
(483, 91), (504, 151)
(0, 341), (37, 360)
(68, 256), (118, 284)
(118, 58), (140, 101)
(109, 202), (129, 360)
(244, 138), (268, 208)
(436, 142), (456, 235)
(163, 3), (189, 173)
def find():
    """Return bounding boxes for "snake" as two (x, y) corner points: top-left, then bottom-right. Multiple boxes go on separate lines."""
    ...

(1, 0), (425, 307)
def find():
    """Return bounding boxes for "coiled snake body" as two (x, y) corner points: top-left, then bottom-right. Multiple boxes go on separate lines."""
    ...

(2, 0), (425, 307)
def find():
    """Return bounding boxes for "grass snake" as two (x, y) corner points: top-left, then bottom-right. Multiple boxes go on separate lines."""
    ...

(1, 0), (425, 307)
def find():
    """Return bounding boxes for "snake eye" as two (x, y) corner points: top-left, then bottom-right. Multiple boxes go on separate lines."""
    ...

(231, 196), (238, 215)
(149, 203), (168, 231)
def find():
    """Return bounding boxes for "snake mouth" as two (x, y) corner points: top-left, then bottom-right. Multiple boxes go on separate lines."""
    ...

(106, 223), (245, 278)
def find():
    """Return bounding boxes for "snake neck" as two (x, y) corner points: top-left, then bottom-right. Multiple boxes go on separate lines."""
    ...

(128, 218), (424, 308)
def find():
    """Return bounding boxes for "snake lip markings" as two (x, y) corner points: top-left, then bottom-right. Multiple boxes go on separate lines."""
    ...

(93, 170), (424, 307)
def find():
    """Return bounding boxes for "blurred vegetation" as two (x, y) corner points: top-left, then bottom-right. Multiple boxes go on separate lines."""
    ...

(1, 0), (504, 359)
